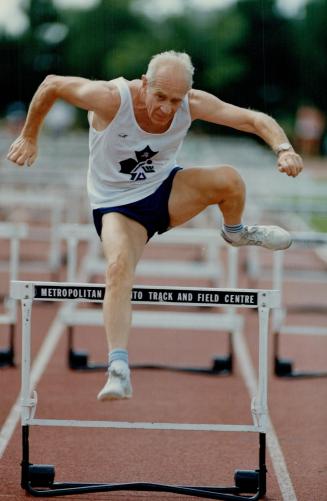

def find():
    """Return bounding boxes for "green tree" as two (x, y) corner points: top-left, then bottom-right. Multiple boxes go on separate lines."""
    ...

(0, 35), (25, 114)
(21, 0), (67, 77)
(61, 0), (150, 79)
(223, 0), (298, 116)
(0, 0), (66, 113)
(197, 9), (248, 93)
(293, 0), (327, 113)
(1, 0), (326, 133)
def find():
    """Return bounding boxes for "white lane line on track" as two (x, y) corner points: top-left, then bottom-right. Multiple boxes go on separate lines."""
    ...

(0, 316), (64, 458)
(234, 329), (298, 501)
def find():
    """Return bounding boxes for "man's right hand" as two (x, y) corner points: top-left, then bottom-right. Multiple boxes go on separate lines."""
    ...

(6, 136), (38, 167)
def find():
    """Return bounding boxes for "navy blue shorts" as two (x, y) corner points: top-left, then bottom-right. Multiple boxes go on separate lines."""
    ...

(92, 167), (182, 241)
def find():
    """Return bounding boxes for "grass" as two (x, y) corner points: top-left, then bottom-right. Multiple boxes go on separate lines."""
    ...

(310, 215), (327, 232)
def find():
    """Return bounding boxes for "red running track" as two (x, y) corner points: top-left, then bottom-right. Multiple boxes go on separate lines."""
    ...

(0, 241), (327, 501)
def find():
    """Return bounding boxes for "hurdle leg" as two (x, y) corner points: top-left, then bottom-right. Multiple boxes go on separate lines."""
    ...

(67, 325), (88, 370)
(272, 247), (327, 378)
(21, 424), (30, 489)
(273, 329), (327, 378)
(273, 330), (293, 377)
(20, 296), (56, 491)
(67, 325), (107, 371)
(65, 234), (105, 371)
(0, 324), (15, 367)
(22, 425), (56, 491)
(0, 227), (26, 368)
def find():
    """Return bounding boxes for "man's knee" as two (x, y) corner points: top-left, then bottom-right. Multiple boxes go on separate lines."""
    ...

(213, 165), (245, 199)
(105, 251), (134, 290)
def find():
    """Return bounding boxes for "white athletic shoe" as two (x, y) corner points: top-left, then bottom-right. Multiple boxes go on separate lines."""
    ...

(221, 225), (292, 251)
(97, 361), (132, 401)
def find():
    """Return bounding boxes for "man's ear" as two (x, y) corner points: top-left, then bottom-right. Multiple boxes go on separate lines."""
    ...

(141, 75), (148, 88)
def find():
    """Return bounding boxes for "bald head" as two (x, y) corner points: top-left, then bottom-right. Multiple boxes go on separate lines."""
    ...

(145, 51), (194, 90)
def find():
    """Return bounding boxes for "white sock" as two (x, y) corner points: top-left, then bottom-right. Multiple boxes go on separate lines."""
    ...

(108, 349), (129, 368)
(223, 223), (244, 242)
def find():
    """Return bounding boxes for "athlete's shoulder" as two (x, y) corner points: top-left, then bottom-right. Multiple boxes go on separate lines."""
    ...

(91, 79), (123, 129)
(128, 79), (142, 98)
(104, 79), (122, 104)
(188, 88), (213, 107)
(188, 88), (225, 121)
(187, 89), (207, 120)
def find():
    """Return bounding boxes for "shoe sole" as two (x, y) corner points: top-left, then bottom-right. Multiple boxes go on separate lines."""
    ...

(221, 232), (292, 251)
(97, 393), (132, 401)
(97, 389), (132, 401)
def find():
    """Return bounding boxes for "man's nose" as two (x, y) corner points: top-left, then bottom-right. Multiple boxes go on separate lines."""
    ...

(160, 103), (172, 114)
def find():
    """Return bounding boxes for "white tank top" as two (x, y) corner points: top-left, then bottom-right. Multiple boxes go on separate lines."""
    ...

(87, 77), (192, 209)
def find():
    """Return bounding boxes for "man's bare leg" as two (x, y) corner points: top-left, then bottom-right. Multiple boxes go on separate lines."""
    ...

(168, 165), (245, 224)
(97, 212), (147, 400)
(168, 165), (291, 250)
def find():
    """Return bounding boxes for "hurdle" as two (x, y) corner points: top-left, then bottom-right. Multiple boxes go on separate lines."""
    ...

(0, 163), (89, 224)
(0, 190), (65, 276)
(59, 224), (228, 285)
(271, 232), (327, 378)
(244, 166), (326, 202)
(11, 279), (279, 500)
(58, 224), (239, 375)
(0, 222), (28, 367)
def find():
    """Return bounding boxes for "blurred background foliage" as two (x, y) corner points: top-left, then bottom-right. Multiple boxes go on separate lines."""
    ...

(0, 0), (326, 139)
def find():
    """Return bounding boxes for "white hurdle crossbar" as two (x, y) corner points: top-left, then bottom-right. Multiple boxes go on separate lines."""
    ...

(11, 280), (280, 500)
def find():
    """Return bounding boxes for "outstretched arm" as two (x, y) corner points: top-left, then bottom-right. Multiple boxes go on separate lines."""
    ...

(7, 75), (120, 166)
(189, 89), (303, 177)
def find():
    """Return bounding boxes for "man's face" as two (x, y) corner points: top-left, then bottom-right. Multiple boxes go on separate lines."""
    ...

(143, 67), (189, 125)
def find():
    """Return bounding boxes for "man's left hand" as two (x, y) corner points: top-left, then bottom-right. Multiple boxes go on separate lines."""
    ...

(277, 151), (303, 177)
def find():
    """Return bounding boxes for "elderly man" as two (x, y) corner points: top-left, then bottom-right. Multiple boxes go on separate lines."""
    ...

(7, 50), (303, 401)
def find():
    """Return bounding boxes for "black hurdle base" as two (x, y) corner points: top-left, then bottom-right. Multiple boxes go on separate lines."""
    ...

(0, 324), (15, 368)
(273, 332), (327, 379)
(21, 426), (266, 500)
(67, 327), (233, 375)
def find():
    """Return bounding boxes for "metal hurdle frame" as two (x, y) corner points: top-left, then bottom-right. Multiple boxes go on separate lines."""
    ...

(271, 232), (327, 378)
(0, 190), (65, 276)
(60, 224), (229, 285)
(84, 228), (227, 286)
(0, 163), (90, 224)
(58, 224), (239, 375)
(11, 280), (280, 500)
(0, 223), (28, 367)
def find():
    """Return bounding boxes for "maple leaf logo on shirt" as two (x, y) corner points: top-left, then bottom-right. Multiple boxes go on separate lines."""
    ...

(119, 146), (158, 181)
